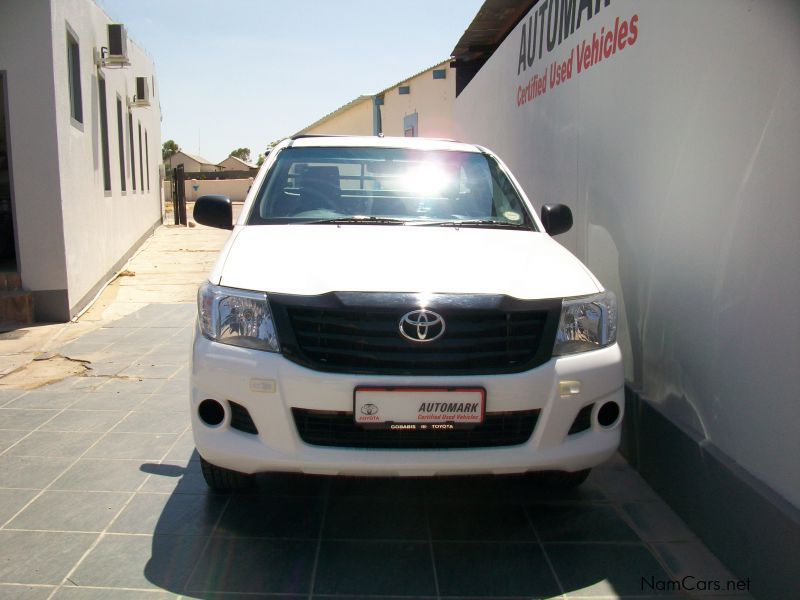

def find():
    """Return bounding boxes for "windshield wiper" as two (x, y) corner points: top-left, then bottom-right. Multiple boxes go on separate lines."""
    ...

(419, 219), (527, 229)
(306, 216), (408, 225)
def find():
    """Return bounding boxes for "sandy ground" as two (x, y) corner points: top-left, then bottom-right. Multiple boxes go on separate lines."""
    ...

(0, 208), (238, 390)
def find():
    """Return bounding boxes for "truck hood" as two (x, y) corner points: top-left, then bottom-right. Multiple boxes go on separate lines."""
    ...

(214, 225), (601, 299)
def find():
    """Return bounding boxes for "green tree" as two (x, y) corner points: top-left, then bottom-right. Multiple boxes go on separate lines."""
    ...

(256, 153), (265, 167)
(229, 147), (251, 162)
(162, 139), (180, 161)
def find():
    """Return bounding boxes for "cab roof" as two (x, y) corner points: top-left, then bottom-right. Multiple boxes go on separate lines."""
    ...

(288, 135), (482, 153)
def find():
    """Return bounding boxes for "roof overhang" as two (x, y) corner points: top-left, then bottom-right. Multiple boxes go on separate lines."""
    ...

(451, 0), (539, 95)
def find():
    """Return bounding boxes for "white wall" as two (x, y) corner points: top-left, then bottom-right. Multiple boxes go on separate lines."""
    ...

(455, 0), (800, 508)
(0, 0), (69, 293)
(50, 0), (162, 313)
(186, 178), (253, 203)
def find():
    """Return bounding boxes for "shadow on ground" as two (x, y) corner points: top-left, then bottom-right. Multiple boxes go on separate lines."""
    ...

(142, 455), (681, 599)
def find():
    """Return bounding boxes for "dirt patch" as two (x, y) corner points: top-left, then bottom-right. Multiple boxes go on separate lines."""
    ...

(0, 353), (91, 389)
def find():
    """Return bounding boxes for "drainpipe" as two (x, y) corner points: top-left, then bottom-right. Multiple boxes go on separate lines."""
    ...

(373, 95), (384, 136)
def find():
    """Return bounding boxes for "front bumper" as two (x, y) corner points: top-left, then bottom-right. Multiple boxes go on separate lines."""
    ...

(190, 324), (624, 476)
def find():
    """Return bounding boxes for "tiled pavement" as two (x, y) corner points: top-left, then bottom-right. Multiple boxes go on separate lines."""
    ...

(0, 304), (751, 599)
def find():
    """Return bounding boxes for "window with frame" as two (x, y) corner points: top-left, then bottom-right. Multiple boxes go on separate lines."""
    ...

(98, 75), (111, 191)
(138, 122), (143, 192)
(66, 30), (83, 124)
(116, 97), (126, 191)
(128, 111), (136, 191)
(145, 130), (150, 191)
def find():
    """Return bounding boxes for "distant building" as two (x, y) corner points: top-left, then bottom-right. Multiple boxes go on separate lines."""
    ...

(297, 59), (455, 139)
(0, 0), (162, 322)
(217, 155), (254, 171)
(168, 151), (218, 173)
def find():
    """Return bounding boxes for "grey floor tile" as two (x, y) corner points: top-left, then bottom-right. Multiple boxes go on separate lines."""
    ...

(68, 392), (145, 411)
(40, 410), (126, 433)
(186, 537), (315, 594)
(135, 393), (190, 413)
(112, 411), (189, 435)
(216, 494), (323, 539)
(434, 541), (561, 598)
(621, 502), (698, 543)
(0, 409), (59, 431)
(0, 390), (25, 406)
(313, 540), (435, 596)
(70, 533), (206, 591)
(52, 588), (179, 599)
(97, 378), (165, 396)
(139, 462), (207, 494)
(0, 455), (73, 489)
(0, 530), (95, 584)
(428, 502), (536, 541)
(324, 496), (427, 540)
(0, 583), (55, 598)
(160, 431), (197, 465)
(0, 488), (39, 523)
(110, 492), (227, 536)
(528, 504), (639, 542)
(651, 542), (752, 596)
(0, 430), (28, 453)
(153, 379), (190, 397)
(118, 365), (182, 380)
(329, 475), (429, 500)
(84, 433), (177, 460)
(5, 431), (101, 458)
(546, 543), (673, 597)
(51, 459), (151, 492)
(8, 490), (129, 532)
(5, 392), (81, 410)
(586, 467), (661, 503)
(254, 472), (330, 497)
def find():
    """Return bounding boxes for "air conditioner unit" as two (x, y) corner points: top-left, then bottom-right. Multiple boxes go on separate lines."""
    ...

(105, 24), (130, 66)
(133, 77), (150, 107)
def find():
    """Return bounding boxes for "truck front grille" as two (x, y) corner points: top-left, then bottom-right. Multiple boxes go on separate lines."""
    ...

(269, 293), (560, 375)
(292, 408), (540, 449)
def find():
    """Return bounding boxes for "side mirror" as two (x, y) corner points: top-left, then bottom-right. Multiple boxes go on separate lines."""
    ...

(194, 195), (233, 230)
(540, 204), (573, 236)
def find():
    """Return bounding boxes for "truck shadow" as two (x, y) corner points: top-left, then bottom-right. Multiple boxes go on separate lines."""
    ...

(142, 454), (672, 598)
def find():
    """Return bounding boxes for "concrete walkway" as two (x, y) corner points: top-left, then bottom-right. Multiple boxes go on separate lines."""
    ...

(0, 213), (234, 392)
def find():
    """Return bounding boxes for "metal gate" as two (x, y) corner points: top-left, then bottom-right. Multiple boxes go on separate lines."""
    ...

(171, 164), (187, 225)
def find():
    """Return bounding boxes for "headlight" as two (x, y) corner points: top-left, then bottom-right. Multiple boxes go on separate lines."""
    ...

(553, 291), (617, 356)
(197, 282), (280, 352)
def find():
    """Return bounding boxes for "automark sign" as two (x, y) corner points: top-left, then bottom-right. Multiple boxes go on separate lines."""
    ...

(516, 0), (639, 107)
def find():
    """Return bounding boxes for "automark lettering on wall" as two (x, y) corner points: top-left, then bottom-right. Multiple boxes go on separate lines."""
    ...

(516, 0), (639, 107)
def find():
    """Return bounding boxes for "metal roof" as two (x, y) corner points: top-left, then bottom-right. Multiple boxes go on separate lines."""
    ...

(451, 0), (538, 62)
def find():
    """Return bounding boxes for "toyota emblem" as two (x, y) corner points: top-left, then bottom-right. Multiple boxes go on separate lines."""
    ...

(360, 403), (379, 416)
(398, 309), (446, 343)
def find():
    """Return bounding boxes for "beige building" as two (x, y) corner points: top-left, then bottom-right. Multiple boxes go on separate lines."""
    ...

(168, 150), (218, 173)
(297, 60), (455, 139)
(217, 155), (254, 171)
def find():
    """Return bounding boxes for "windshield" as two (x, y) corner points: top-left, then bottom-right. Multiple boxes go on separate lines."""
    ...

(247, 146), (535, 229)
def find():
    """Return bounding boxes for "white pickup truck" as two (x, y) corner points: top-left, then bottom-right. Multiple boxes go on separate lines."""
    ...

(190, 135), (623, 491)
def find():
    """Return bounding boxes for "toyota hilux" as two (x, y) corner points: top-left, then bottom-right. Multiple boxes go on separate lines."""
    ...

(191, 135), (623, 490)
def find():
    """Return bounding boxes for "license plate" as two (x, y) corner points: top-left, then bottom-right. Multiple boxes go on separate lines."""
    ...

(354, 387), (485, 427)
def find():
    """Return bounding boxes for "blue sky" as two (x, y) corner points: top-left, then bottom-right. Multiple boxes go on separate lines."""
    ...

(97, 0), (484, 163)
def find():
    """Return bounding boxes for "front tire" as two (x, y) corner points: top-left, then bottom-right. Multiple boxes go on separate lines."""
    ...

(200, 456), (255, 491)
